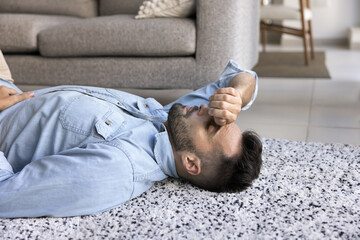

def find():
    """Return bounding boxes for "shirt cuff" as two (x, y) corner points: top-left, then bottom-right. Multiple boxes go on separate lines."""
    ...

(218, 60), (258, 111)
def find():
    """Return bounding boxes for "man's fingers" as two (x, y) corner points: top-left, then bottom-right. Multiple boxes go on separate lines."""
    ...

(208, 108), (232, 119)
(208, 108), (236, 123)
(0, 92), (34, 111)
(18, 91), (35, 101)
(7, 88), (18, 95)
(209, 93), (239, 104)
(208, 101), (241, 120)
(0, 86), (19, 98)
(214, 117), (227, 126)
(208, 100), (241, 112)
(0, 97), (17, 111)
(207, 87), (243, 126)
(214, 87), (240, 97)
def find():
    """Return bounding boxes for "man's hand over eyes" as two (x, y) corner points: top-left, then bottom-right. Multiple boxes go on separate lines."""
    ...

(208, 87), (242, 126)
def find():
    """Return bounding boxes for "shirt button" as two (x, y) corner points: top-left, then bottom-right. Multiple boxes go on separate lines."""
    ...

(105, 120), (111, 126)
(143, 104), (148, 108)
(117, 102), (122, 107)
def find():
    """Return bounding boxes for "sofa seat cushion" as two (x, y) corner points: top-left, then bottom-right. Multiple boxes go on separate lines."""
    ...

(0, 0), (97, 18)
(39, 15), (196, 57)
(0, 14), (80, 53)
(6, 55), (196, 89)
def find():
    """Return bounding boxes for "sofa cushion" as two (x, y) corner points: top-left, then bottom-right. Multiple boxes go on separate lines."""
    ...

(0, 0), (97, 18)
(39, 15), (196, 57)
(0, 14), (80, 53)
(135, 0), (196, 19)
(6, 55), (196, 89)
(100, 0), (145, 15)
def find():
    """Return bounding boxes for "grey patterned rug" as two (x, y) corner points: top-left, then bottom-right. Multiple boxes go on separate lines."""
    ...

(1, 139), (359, 239)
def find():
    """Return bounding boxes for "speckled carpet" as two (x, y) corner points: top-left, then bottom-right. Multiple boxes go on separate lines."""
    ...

(1, 139), (359, 239)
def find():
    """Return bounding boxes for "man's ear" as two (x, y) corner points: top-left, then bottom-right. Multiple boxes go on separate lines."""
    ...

(181, 152), (201, 176)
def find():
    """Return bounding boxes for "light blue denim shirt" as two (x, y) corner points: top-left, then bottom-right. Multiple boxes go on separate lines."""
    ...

(0, 60), (258, 217)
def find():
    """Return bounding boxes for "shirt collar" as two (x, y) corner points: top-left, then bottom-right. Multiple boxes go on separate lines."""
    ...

(154, 131), (179, 178)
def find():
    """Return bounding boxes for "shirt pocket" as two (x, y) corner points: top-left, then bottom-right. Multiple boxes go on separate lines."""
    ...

(95, 110), (125, 141)
(60, 95), (125, 140)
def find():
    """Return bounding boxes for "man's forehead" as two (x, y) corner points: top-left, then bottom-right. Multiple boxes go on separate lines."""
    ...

(214, 123), (242, 157)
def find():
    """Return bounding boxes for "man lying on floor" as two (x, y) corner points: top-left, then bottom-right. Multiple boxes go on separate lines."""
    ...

(0, 50), (262, 218)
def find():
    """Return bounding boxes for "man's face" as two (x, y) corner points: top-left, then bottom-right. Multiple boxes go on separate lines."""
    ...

(167, 103), (242, 158)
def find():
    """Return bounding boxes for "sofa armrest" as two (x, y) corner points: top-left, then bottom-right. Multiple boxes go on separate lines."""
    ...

(195, 0), (259, 88)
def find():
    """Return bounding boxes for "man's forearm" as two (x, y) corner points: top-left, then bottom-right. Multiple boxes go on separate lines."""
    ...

(229, 72), (256, 109)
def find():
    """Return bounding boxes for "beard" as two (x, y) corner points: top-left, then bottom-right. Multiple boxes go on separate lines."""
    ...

(167, 103), (197, 153)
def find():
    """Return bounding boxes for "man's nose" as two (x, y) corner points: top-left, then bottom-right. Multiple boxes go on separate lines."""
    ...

(198, 104), (210, 116)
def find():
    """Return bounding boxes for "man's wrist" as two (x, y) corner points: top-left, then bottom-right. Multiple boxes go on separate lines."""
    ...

(235, 88), (244, 109)
(229, 72), (255, 108)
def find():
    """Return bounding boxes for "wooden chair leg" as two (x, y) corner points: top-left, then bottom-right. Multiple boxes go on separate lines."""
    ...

(308, 20), (315, 59)
(300, 0), (309, 65)
(303, 35), (309, 65)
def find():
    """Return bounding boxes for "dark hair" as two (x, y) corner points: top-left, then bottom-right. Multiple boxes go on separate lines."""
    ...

(191, 130), (263, 192)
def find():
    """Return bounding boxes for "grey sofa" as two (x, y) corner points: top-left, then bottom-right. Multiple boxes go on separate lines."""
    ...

(0, 0), (259, 89)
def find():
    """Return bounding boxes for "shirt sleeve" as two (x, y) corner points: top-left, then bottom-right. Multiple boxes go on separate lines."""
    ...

(163, 60), (258, 111)
(0, 143), (133, 218)
(0, 151), (14, 182)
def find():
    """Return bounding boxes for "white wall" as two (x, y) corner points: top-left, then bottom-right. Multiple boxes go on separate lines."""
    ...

(283, 0), (360, 42)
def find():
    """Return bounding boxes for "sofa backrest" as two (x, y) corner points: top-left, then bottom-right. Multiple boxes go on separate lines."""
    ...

(0, 0), (161, 17)
(0, 0), (98, 18)
(99, 0), (145, 16)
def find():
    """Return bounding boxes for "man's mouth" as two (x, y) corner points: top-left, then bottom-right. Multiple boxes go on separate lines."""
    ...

(185, 106), (199, 117)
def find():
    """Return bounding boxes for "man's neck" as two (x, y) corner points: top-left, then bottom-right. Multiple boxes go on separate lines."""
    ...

(163, 121), (181, 177)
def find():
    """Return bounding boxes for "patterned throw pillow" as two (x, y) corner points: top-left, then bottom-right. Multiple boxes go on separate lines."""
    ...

(135, 0), (195, 19)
